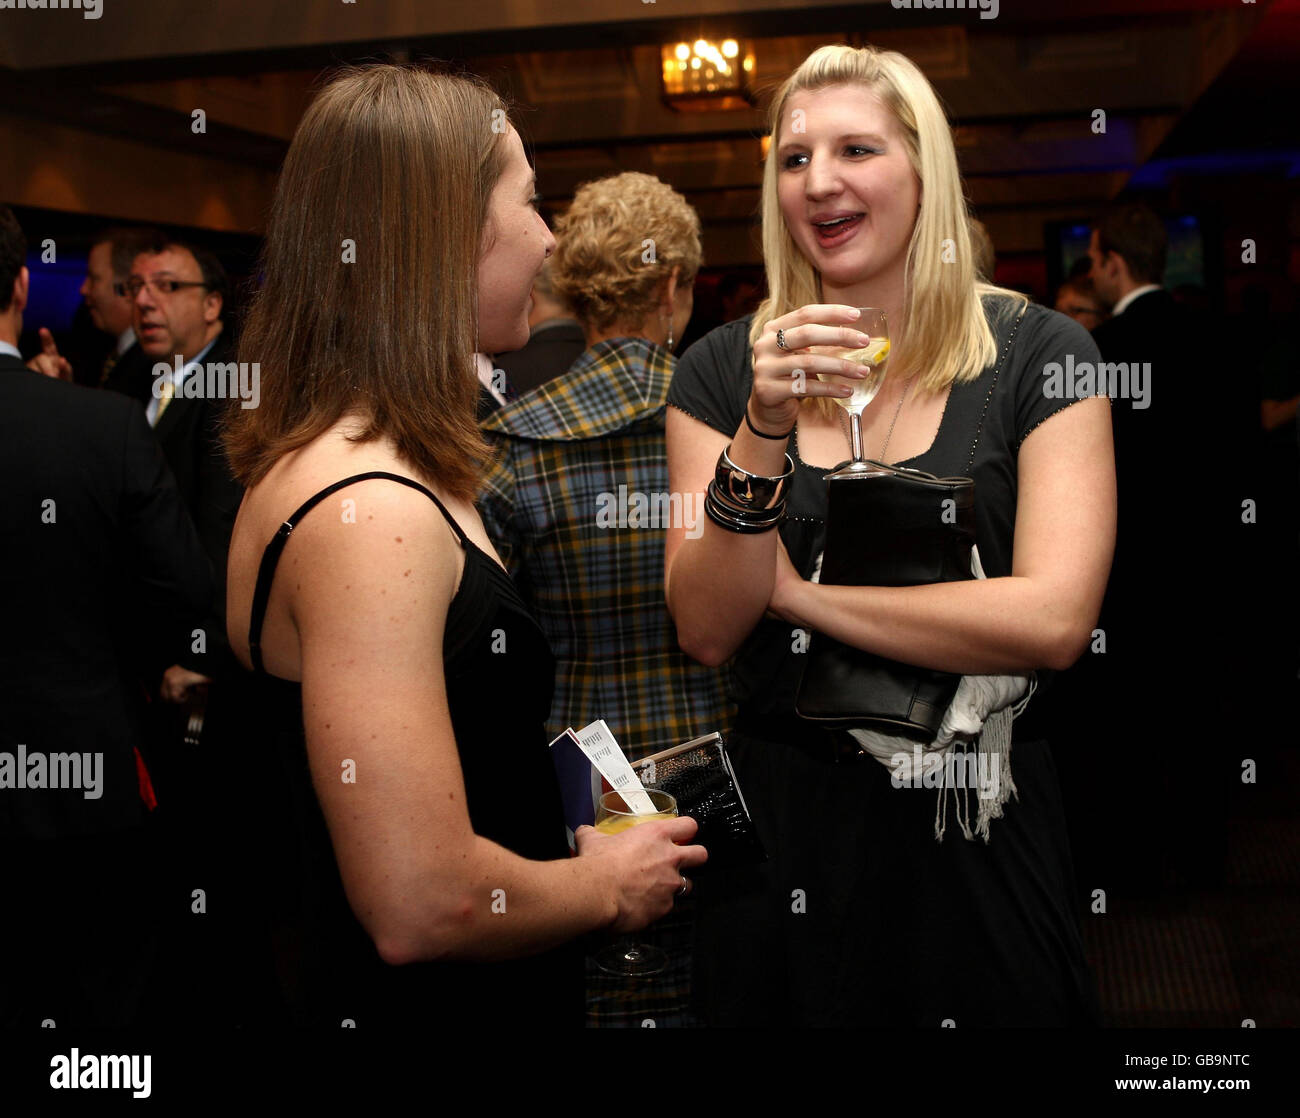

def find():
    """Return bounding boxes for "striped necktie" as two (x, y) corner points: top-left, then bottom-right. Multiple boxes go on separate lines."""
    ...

(154, 374), (176, 424)
(99, 350), (119, 387)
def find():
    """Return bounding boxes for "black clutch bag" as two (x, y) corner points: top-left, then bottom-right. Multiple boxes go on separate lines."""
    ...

(631, 733), (766, 869)
(794, 463), (975, 740)
(793, 303), (1029, 741)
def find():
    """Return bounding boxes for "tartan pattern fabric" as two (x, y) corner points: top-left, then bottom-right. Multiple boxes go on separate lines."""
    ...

(479, 337), (733, 761)
(479, 337), (733, 1027)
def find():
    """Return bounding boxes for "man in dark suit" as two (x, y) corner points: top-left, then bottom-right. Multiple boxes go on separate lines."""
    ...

(0, 205), (213, 1024)
(1089, 204), (1190, 470)
(88, 227), (158, 396)
(23, 227), (157, 390)
(124, 238), (269, 1020)
(1086, 202), (1238, 892)
(126, 237), (244, 705)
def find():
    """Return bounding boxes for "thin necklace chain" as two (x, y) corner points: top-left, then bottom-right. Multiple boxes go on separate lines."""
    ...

(842, 372), (918, 462)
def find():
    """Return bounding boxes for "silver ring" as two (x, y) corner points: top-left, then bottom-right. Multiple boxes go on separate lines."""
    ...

(775, 328), (789, 351)
(676, 876), (689, 898)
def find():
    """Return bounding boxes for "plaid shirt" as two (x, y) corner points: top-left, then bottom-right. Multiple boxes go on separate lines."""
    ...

(479, 338), (732, 1028)
(478, 336), (732, 761)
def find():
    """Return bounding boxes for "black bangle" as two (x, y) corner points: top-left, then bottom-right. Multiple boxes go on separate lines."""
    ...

(707, 480), (786, 522)
(745, 406), (794, 441)
(705, 482), (786, 533)
(714, 446), (794, 511)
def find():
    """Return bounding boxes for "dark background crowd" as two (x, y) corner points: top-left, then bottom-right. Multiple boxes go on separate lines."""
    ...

(2, 0), (1297, 1033)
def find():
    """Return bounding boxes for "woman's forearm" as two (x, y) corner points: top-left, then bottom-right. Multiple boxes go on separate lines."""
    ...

(776, 575), (1095, 675)
(665, 410), (793, 665)
(368, 837), (618, 967)
(772, 403), (1114, 676)
(666, 521), (777, 666)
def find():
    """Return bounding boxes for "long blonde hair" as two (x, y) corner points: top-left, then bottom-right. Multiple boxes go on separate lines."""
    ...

(226, 64), (508, 499)
(750, 44), (1026, 398)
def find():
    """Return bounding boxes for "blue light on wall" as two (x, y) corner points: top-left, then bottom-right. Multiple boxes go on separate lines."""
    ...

(23, 251), (87, 333)
(1129, 149), (1300, 188)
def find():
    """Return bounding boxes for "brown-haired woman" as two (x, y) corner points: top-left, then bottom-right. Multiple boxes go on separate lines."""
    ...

(224, 64), (705, 1028)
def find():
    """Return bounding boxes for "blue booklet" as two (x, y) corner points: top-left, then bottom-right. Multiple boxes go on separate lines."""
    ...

(548, 728), (603, 849)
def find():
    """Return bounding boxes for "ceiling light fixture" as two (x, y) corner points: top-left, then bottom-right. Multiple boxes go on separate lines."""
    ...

(661, 38), (755, 112)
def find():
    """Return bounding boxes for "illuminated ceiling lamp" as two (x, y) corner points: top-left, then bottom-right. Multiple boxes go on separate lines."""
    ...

(660, 38), (755, 112)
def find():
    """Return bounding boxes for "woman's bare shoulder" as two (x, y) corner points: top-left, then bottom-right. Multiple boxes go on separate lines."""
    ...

(228, 424), (465, 674)
(238, 422), (461, 544)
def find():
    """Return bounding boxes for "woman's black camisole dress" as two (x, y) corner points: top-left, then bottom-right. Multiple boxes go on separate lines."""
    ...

(246, 471), (583, 1027)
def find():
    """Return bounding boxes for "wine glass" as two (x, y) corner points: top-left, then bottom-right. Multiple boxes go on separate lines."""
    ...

(592, 788), (678, 977)
(816, 307), (890, 476)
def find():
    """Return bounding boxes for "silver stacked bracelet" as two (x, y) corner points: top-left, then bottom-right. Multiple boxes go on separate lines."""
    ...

(704, 445), (794, 534)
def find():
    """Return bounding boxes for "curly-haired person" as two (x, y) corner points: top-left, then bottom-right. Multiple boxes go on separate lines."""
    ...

(478, 171), (734, 1027)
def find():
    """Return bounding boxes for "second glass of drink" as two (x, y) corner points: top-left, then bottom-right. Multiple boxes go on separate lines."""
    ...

(593, 788), (678, 977)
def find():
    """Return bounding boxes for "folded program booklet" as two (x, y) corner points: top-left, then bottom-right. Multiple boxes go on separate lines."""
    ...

(548, 727), (766, 869)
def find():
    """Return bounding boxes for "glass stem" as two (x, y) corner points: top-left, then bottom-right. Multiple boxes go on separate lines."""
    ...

(849, 411), (864, 462)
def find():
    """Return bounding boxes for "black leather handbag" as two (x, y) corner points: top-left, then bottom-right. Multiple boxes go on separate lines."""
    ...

(794, 305), (1028, 741)
(794, 464), (975, 740)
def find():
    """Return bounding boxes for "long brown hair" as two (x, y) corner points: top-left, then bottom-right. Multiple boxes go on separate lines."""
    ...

(225, 63), (510, 499)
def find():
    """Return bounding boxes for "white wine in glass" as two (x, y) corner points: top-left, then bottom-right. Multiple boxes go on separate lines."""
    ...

(816, 307), (890, 468)
(593, 788), (678, 977)
(828, 336), (890, 411)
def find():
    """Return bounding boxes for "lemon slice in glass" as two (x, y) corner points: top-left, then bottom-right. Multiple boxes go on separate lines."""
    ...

(841, 337), (890, 367)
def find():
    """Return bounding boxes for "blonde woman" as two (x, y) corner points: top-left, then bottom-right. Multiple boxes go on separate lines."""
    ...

(224, 66), (705, 1028)
(665, 45), (1114, 1026)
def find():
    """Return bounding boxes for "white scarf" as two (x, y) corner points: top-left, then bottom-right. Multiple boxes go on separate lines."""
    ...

(809, 546), (1035, 842)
